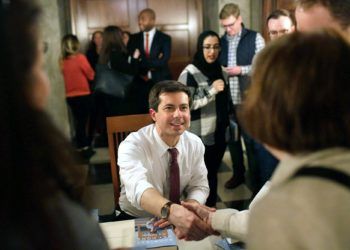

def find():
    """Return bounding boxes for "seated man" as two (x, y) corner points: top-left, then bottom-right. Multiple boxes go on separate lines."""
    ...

(118, 80), (213, 240)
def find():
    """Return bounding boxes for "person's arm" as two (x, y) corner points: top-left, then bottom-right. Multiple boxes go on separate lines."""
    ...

(183, 140), (210, 204)
(110, 50), (139, 75)
(178, 68), (224, 110)
(183, 181), (271, 241)
(79, 54), (95, 81)
(139, 173), (213, 241)
(118, 139), (154, 210)
(142, 34), (171, 69)
(212, 181), (270, 241)
(239, 33), (265, 75)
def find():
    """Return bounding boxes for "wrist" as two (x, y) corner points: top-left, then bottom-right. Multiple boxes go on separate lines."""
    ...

(160, 201), (174, 219)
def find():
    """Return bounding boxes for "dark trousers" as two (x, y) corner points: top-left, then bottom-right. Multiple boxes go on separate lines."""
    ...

(67, 95), (91, 148)
(205, 140), (227, 207)
(254, 143), (278, 193)
(228, 105), (257, 192)
(228, 117), (278, 195)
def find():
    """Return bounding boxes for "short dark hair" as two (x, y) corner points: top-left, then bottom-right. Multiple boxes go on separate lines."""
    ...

(296, 0), (350, 29)
(240, 29), (350, 153)
(139, 8), (156, 20)
(266, 9), (294, 25)
(148, 81), (192, 111)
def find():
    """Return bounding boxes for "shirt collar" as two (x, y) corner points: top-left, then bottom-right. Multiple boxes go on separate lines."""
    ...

(226, 30), (242, 41)
(144, 27), (156, 37)
(152, 125), (183, 157)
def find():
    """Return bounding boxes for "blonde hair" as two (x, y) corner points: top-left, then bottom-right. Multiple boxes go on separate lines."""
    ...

(219, 3), (240, 19)
(61, 34), (80, 58)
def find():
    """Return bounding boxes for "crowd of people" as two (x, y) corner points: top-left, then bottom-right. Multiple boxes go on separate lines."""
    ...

(2, 0), (350, 249)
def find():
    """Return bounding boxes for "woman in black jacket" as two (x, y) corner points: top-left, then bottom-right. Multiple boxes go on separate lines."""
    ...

(98, 25), (140, 116)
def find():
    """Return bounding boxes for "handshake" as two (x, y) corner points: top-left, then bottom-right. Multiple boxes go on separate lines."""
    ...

(153, 201), (220, 241)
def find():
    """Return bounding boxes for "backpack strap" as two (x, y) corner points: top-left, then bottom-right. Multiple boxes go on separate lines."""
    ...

(292, 166), (350, 190)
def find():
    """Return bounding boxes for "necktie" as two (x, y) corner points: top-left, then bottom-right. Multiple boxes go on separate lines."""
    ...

(145, 32), (150, 58)
(168, 148), (180, 204)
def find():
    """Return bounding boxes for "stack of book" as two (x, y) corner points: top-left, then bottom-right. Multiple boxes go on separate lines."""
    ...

(135, 218), (177, 250)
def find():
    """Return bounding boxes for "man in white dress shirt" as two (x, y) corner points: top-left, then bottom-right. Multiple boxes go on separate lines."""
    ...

(118, 80), (215, 240)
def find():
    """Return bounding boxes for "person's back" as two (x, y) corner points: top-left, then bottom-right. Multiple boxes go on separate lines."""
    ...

(240, 29), (350, 249)
(249, 149), (350, 249)
(60, 34), (94, 154)
(61, 53), (94, 97)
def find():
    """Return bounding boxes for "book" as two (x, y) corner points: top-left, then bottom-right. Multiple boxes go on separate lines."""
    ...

(215, 238), (246, 250)
(135, 218), (178, 249)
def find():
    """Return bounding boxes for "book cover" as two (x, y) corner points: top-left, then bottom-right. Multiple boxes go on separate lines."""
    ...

(135, 218), (178, 249)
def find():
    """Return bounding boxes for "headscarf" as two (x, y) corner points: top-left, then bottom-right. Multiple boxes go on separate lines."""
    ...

(193, 30), (223, 82)
(193, 30), (229, 137)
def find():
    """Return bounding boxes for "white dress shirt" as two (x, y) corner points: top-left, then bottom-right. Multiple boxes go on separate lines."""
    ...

(118, 124), (209, 217)
(143, 27), (156, 79)
(143, 27), (156, 52)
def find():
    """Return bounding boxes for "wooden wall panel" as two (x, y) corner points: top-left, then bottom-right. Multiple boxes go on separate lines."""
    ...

(70, 0), (203, 79)
(148, 0), (188, 24)
(86, 0), (129, 28)
(166, 30), (189, 58)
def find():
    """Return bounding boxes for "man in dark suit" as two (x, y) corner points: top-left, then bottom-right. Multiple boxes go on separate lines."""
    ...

(128, 8), (172, 113)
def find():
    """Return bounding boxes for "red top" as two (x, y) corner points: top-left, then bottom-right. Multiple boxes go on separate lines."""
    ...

(61, 53), (95, 97)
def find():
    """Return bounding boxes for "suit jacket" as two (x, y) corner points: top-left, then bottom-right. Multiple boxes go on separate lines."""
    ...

(128, 30), (172, 82)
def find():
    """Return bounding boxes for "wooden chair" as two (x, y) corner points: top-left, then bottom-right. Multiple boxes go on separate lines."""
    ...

(106, 114), (153, 209)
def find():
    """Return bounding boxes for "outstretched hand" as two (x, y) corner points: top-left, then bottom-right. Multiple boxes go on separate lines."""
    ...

(181, 201), (219, 236)
(166, 203), (218, 241)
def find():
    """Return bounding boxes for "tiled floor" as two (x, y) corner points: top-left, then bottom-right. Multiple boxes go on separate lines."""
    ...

(88, 147), (253, 217)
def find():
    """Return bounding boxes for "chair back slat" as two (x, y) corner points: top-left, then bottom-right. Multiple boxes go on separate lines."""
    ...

(106, 114), (153, 208)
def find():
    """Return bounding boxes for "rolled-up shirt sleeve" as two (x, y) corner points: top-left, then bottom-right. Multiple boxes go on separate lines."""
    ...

(118, 140), (154, 209)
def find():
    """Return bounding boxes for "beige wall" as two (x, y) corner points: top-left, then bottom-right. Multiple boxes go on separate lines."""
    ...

(38, 0), (71, 137)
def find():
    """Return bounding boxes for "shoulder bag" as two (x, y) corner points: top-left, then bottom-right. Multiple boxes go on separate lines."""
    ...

(94, 63), (133, 98)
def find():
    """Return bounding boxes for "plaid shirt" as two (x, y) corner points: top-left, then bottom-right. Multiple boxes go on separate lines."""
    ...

(227, 30), (265, 105)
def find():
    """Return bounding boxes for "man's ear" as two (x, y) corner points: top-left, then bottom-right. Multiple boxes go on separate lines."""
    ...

(149, 108), (157, 122)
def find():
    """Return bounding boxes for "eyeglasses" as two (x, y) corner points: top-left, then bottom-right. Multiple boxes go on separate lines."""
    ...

(268, 29), (290, 36)
(221, 19), (238, 29)
(203, 45), (221, 51)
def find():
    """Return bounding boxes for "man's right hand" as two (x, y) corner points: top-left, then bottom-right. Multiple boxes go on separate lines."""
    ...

(168, 204), (216, 241)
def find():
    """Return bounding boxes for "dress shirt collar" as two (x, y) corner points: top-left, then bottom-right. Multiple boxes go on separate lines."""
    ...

(152, 125), (184, 158)
(144, 27), (156, 39)
(226, 29), (242, 42)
